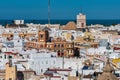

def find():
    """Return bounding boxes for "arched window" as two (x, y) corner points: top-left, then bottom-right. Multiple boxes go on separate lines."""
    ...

(40, 35), (43, 38)
(54, 44), (56, 47)
(61, 44), (64, 47)
(57, 50), (60, 56)
(58, 44), (60, 48)
(40, 45), (43, 48)
(81, 23), (84, 27)
(61, 53), (64, 57)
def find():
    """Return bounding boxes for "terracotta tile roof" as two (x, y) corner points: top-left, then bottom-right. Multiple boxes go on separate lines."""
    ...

(4, 52), (18, 55)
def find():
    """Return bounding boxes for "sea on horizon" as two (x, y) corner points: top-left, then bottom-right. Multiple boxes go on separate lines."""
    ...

(0, 19), (120, 26)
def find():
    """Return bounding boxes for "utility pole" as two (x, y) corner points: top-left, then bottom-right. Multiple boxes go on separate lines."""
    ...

(81, 68), (83, 80)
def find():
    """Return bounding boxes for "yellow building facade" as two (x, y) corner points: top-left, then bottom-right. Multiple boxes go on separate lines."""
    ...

(5, 63), (17, 80)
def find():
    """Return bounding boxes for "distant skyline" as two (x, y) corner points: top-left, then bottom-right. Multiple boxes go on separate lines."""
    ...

(0, 0), (120, 19)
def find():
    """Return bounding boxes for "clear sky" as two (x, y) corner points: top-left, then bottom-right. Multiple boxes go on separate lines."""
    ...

(0, 0), (120, 19)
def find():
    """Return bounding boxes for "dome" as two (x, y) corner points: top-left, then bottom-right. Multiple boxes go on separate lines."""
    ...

(97, 73), (119, 80)
(97, 58), (118, 80)
(102, 59), (114, 72)
(62, 22), (76, 30)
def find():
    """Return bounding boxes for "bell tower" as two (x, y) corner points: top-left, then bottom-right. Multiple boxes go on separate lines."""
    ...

(38, 30), (49, 48)
(38, 30), (49, 42)
(77, 13), (86, 28)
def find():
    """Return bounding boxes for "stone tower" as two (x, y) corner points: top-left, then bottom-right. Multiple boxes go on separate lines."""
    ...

(97, 58), (118, 80)
(77, 13), (86, 28)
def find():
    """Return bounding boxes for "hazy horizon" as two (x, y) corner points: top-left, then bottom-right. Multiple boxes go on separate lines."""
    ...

(0, 19), (120, 26)
(1, 18), (120, 21)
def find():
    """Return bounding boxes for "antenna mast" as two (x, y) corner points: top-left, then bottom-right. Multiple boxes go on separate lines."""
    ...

(80, 5), (84, 14)
(81, 7), (83, 13)
(48, 0), (50, 27)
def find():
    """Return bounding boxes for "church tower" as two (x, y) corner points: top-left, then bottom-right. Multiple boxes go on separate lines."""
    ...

(77, 13), (86, 28)
(38, 30), (49, 42)
(38, 30), (49, 48)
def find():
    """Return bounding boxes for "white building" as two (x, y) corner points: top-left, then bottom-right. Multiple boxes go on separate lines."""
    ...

(28, 49), (63, 75)
(14, 20), (24, 24)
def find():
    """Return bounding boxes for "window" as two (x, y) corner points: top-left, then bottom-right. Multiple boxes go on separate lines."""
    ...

(40, 35), (43, 38)
(9, 56), (12, 59)
(9, 78), (12, 80)
(4, 55), (6, 59)
(81, 23), (84, 27)
(61, 53), (64, 56)
(68, 50), (69, 53)
(61, 44), (64, 47)
(41, 69), (43, 73)
(46, 61), (48, 64)
(58, 44), (60, 48)
(57, 50), (60, 56)
(40, 45), (43, 48)
(54, 44), (56, 47)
